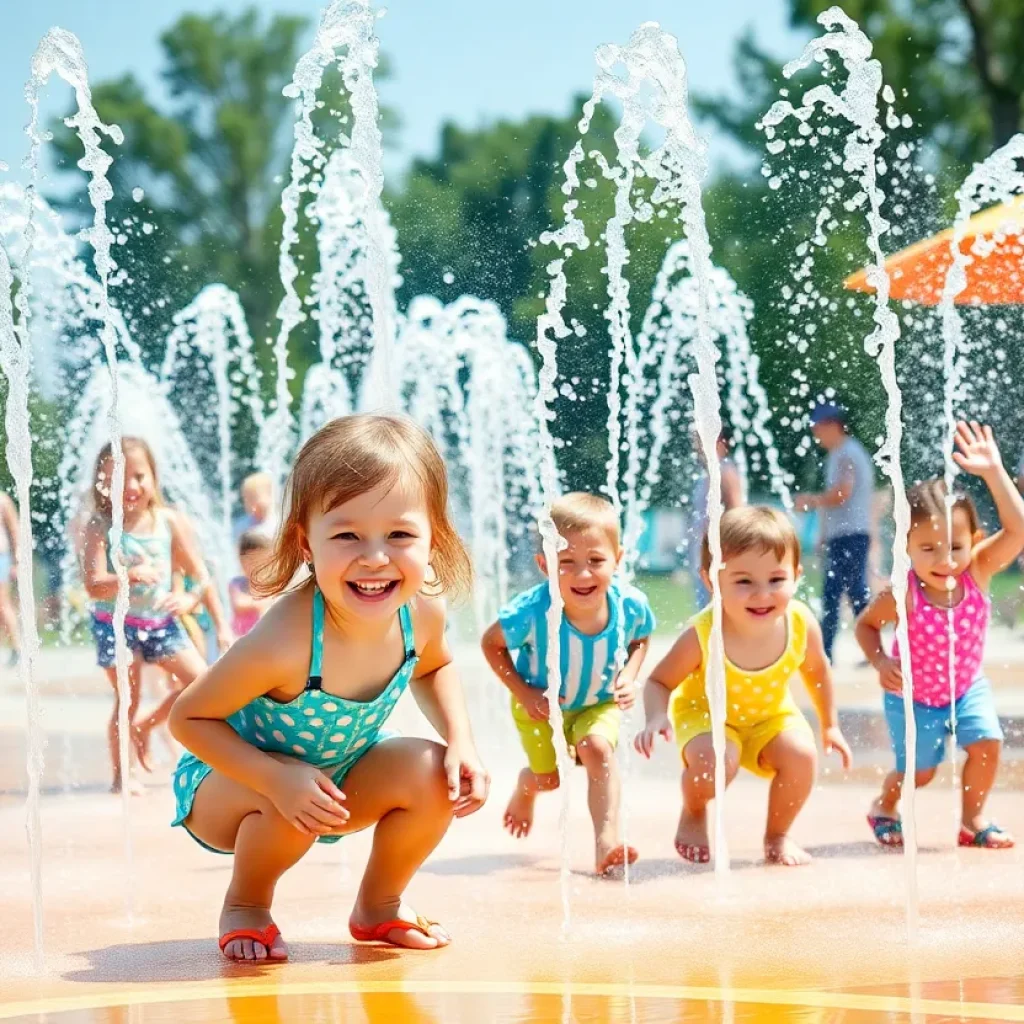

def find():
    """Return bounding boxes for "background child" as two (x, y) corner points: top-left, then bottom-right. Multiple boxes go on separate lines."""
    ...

(232, 472), (278, 546)
(481, 492), (655, 876)
(229, 529), (274, 637)
(169, 414), (489, 962)
(635, 506), (852, 866)
(80, 437), (210, 792)
(857, 421), (1024, 850)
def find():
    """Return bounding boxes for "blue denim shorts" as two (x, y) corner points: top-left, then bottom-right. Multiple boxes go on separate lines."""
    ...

(884, 677), (1003, 773)
(91, 613), (189, 668)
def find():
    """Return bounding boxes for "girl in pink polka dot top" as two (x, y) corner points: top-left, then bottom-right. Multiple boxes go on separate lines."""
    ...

(856, 422), (1024, 851)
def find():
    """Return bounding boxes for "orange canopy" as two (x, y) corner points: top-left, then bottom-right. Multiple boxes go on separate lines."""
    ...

(844, 196), (1024, 305)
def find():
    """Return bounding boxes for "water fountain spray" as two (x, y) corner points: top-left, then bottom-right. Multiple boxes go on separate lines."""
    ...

(26, 27), (136, 924)
(760, 5), (919, 934)
(0, 237), (45, 970)
(263, 0), (391, 484)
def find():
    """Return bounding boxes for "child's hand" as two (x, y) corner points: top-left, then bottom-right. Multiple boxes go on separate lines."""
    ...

(875, 655), (903, 694)
(158, 591), (199, 617)
(822, 726), (853, 769)
(518, 689), (550, 722)
(267, 761), (350, 836)
(216, 627), (236, 653)
(633, 714), (672, 759)
(443, 742), (490, 818)
(613, 675), (637, 710)
(127, 563), (163, 586)
(952, 421), (1002, 478)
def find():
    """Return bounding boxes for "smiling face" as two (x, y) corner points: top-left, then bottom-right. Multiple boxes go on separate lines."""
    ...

(706, 546), (800, 630)
(538, 526), (621, 619)
(300, 476), (433, 621)
(96, 446), (157, 516)
(908, 508), (975, 593)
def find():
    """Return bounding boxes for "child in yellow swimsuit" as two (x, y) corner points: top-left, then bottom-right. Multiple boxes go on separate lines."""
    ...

(635, 506), (852, 866)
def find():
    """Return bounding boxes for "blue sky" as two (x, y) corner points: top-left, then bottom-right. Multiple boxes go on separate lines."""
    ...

(0, 0), (805, 182)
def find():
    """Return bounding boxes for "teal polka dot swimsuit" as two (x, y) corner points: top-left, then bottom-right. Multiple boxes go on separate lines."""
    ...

(172, 586), (418, 849)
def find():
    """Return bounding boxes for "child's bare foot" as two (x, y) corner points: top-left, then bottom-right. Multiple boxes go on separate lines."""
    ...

(218, 904), (289, 962)
(764, 834), (811, 866)
(596, 842), (639, 876)
(675, 806), (710, 863)
(504, 768), (539, 839)
(349, 900), (450, 949)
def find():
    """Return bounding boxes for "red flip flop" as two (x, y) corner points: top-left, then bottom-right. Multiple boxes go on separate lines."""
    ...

(349, 915), (448, 948)
(597, 844), (639, 876)
(218, 923), (285, 960)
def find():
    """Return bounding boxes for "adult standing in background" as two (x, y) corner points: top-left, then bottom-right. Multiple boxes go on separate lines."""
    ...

(0, 490), (20, 665)
(689, 430), (744, 608)
(795, 403), (874, 663)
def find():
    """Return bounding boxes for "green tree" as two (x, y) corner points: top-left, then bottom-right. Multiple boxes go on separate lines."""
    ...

(51, 7), (396, 378)
(701, 0), (1024, 173)
(690, 1), (1024, 488)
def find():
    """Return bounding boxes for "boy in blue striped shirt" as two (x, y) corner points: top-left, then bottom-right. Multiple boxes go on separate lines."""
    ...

(481, 493), (655, 875)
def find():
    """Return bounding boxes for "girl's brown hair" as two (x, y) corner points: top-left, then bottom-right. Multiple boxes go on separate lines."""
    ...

(92, 437), (163, 519)
(254, 414), (473, 599)
(907, 478), (981, 534)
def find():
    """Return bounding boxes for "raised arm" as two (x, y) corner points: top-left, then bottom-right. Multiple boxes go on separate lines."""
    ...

(800, 615), (851, 767)
(409, 595), (489, 817)
(954, 423), (1024, 586)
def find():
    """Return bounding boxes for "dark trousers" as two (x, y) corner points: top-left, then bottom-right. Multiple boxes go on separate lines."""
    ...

(821, 532), (871, 662)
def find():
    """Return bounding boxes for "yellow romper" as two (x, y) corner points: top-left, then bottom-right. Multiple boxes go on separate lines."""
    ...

(669, 599), (815, 778)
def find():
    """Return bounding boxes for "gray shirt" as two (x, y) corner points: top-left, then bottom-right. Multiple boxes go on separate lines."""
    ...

(823, 436), (873, 540)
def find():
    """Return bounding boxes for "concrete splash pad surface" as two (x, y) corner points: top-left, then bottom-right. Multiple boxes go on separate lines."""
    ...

(1, 639), (1024, 1022)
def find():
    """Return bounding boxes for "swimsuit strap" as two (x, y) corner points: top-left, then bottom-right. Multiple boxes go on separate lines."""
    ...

(399, 603), (416, 662)
(306, 590), (415, 690)
(307, 586), (325, 690)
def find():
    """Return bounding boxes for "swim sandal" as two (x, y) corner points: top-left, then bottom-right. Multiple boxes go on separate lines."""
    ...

(867, 814), (904, 848)
(218, 923), (285, 960)
(958, 823), (1014, 849)
(597, 844), (639, 876)
(349, 915), (448, 948)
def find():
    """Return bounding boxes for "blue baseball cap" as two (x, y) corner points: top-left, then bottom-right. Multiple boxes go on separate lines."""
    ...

(809, 402), (846, 425)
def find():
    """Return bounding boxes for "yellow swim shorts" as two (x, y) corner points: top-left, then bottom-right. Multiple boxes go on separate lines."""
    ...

(671, 702), (813, 779)
(511, 695), (621, 776)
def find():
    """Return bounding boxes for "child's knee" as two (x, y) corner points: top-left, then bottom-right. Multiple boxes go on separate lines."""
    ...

(683, 736), (736, 791)
(771, 735), (817, 779)
(913, 767), (938, 788)
(965, 737), (1002, 763)
(415, 741), (459, 814)
(576, 734), (615, 772)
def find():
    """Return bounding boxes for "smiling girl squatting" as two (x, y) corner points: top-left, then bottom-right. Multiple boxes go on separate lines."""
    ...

(169, 414), (490, 961)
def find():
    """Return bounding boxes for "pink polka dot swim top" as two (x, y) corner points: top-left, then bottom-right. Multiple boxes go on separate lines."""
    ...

(891, 569), (989, 707)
